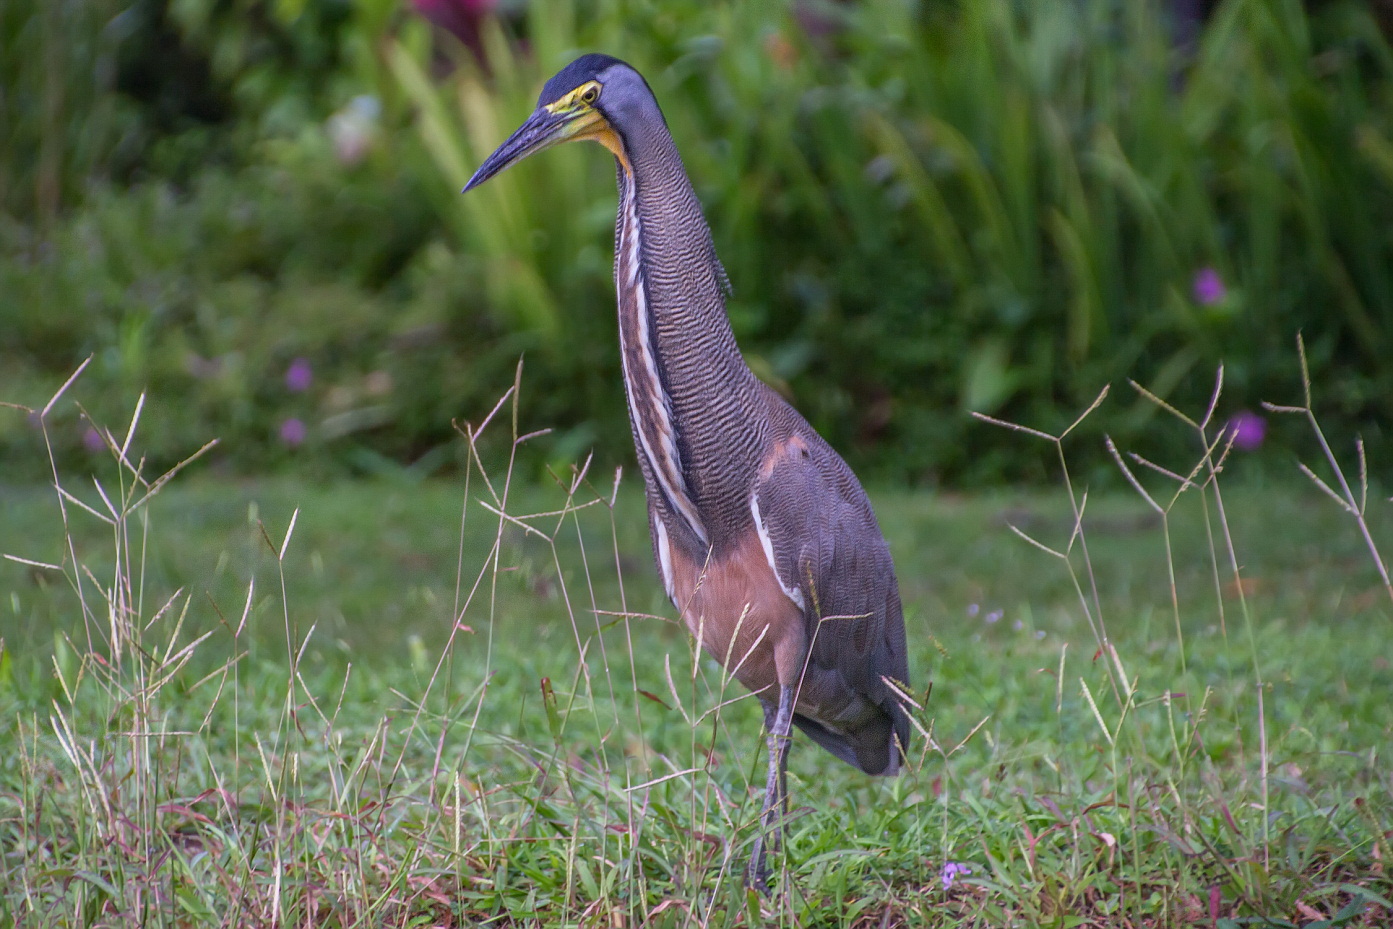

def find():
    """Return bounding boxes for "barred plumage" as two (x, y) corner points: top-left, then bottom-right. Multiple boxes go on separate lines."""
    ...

(464, 53), (914, 890)
(614, 166), (708, 546)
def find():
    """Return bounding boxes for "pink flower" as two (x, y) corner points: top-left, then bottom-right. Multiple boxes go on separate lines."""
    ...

(279, 418), (307, 447)
(285, 358), (313, 393)
(1225, 410), (1265, 451)
(1193, 267), (1226, 305)
(411, 0), (496, 57)
(327, 96), (380, 167)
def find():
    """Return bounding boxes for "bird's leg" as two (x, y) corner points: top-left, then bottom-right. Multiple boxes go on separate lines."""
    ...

(747, 684), (795, 890)
(762, 692), (793, 829)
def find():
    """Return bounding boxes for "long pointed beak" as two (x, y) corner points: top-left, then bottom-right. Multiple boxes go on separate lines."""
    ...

(463, 106), (578, 192)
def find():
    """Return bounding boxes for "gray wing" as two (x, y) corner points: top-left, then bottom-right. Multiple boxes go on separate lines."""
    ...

(753, 414), (911, 776)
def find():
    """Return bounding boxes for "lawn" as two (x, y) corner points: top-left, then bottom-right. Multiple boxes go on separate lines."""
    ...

(0, 393), (1391, 927)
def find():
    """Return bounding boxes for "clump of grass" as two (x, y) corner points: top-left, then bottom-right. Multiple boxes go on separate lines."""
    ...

(0, 352), (1390, 926)
(967, 334), (1392, 927)
(1, 361), (786, 925)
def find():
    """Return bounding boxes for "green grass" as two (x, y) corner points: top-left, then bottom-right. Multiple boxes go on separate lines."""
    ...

(0, 377), (1391, 927)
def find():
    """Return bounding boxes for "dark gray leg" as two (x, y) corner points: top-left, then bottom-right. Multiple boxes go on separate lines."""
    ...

(762, 697), (791, 822)
(747, 684), (794, 889)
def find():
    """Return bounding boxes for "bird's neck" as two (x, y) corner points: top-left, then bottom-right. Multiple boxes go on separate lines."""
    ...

(612, 126), (770, 552)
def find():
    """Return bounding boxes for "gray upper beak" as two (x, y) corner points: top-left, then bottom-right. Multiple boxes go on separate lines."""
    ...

(462, 106), (576, 192)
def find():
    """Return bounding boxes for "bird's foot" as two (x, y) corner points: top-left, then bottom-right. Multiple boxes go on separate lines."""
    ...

(745, 840), (773, 894)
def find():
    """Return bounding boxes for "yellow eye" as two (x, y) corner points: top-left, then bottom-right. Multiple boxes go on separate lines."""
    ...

(580, 85), (600, 105)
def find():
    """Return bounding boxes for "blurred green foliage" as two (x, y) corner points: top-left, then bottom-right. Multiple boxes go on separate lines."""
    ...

(3, 0), (1392, 484)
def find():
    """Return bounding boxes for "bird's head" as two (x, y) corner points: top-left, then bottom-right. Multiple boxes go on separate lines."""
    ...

(463, 53), (654, 191)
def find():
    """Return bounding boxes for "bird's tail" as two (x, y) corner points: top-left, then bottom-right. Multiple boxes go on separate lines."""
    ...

(790, 712), (902, 776)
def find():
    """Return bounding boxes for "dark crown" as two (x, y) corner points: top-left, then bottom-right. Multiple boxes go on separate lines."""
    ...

(538, 53), (629, 107)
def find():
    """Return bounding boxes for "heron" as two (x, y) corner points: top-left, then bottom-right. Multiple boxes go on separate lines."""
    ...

(464, 54), (911, 887)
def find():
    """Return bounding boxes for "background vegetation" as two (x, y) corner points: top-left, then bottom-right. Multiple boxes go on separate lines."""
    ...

(5, 0), (1393, 484)
(4, 1), (1393, 924)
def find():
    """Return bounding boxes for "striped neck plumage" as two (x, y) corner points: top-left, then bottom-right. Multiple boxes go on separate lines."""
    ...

(608, 121), (771, 551)
(613, 163), (708, 545)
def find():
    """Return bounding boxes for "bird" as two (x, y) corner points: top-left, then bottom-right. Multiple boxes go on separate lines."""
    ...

(464, 53), (911, 887)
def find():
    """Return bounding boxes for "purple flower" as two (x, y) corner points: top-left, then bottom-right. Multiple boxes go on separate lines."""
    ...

(1193, 267), (1226, 306)
(1225, 410), (1266, 451)
(967, 603), (980, 618)
(941, 861), (972, 890)
(83, 427), (105, 453)
(285, 358), (313, 393)
(279, 418), (307, 447)
(986, 609), (1002, 625)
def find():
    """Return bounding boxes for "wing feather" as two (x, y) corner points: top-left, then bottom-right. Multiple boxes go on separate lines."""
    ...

(752, 419), (911, 775)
